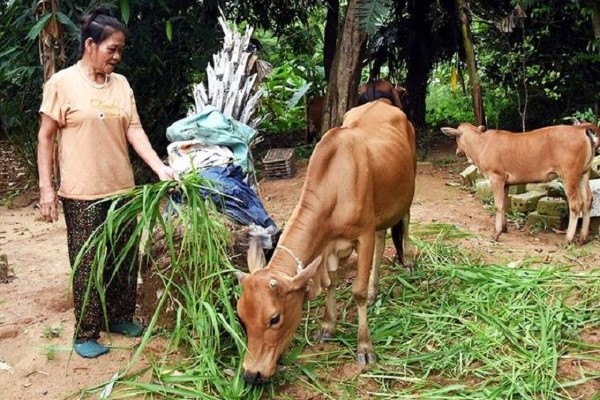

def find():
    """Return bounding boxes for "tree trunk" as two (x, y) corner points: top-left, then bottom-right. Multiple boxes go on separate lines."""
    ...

(36, 0), (65, 82)
(36, 0), (65, 190)
(405, 0), (435, 130)
(323, 0), (340, 80)
(457, 0), (486, 126)
(320, 0), (366, 134)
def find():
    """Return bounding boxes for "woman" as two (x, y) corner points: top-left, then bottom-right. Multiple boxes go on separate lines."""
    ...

(36, 7), (178, 358)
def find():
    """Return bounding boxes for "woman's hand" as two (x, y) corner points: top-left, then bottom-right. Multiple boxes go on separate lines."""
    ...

(155, 164), (180, 181)
(38, 188), (58, 222)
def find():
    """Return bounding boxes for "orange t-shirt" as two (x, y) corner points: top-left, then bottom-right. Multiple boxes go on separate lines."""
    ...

(40, 64), (142, 200)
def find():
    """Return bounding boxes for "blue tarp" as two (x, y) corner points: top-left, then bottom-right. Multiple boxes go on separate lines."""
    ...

(166, 106), (256, 173)
(199, 164), (275, 229)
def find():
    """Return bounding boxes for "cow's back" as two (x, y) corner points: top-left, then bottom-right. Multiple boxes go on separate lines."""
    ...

(305, 101), (416, 234)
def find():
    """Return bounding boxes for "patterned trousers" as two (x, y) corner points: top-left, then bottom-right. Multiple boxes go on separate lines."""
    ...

(61, 197), (138, 342)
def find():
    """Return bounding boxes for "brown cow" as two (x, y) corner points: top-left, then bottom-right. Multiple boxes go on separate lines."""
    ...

(306, 95), (324, 142)
(237, 100), (417, 384)
(306, 79), (406, 141)
(357, 79), (405, 109)
(441, 123), (600, 243)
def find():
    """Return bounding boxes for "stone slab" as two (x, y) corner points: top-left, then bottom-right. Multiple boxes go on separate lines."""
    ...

(525, 211), (565, 231)
(591, 179), (600, 217)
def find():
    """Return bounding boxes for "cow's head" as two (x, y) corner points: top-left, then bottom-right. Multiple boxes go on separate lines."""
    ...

(236, 239), (321, 384)
(441, 123), (485, 162)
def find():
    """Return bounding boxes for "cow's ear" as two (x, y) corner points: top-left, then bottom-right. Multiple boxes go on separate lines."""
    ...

(441, 127), (459, 137)
(290, 256), (321, 292)
(235, 270), (248, 284)
(247, 237), (266, 274)
(477, 125), (486, 132)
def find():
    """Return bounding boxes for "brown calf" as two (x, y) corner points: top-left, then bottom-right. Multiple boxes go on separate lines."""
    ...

(441, 123), (599, 243)
(237, 100), (417, 384)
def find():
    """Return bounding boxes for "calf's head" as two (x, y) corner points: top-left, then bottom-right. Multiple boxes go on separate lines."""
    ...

(441, 123), (486, 161)
(236, 240), (321, 384)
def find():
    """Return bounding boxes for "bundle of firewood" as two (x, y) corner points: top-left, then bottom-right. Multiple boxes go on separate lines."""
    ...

(191, 15), (271, 128)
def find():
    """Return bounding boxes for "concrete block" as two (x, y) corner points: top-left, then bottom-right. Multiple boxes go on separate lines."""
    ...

(546, 180), (564, 198)
(525, 183), (549, 193)
(589, 216), (600, 236)
(590, 156), (600, 180)
(525, 211), (565, 231)
(475, 178), (493, 201)
(509, 184), (527, 195)
(511, 191), (546, 213)
(590, 179), (600, 217)
(460, 165), (482, 186)
(537, 196), (568, 217)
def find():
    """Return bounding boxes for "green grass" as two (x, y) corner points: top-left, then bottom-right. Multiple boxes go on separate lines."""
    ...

(42, 323), (63, 339)
(411, 222), (473, 241)
(272, 238), (600, 399)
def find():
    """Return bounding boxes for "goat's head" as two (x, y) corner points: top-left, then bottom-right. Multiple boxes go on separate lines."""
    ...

(236, 239), (321, 384)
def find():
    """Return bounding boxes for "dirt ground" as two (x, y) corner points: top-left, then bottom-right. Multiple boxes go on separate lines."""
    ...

(0, 137), (599, 399)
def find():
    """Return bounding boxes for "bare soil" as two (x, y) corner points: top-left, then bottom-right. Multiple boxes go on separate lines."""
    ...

(0, 138), (598, 399)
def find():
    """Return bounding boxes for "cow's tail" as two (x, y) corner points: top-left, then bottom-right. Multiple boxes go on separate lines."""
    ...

(391, 221), (404, 265)
(578, 122), (600, 155)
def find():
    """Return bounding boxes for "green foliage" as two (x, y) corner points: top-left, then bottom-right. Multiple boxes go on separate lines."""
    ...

(0, 1), (46, 174)
(564, 107), (600, 126)
(426, 79), (474, 129)
(356, 0), (392, 35)
(476, 0), (600, 130)
(426, 63), (512, 129)
(254, 21), (325, 137)
(260, 63), (312, 135)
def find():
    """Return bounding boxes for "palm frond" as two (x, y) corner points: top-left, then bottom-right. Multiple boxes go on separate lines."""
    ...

(356, 0), (393, 35)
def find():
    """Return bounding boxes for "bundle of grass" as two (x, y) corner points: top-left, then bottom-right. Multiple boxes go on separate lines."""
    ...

(138, 205), (254, 330)
(73, 173), (265, 399)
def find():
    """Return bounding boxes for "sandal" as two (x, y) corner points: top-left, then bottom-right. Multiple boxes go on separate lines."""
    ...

(109, 322), (144, 337)
(74, 340), (109, 358)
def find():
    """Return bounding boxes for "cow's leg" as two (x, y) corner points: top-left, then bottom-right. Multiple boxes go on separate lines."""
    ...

(489, 176), (508, 240)
(502, 185), (509, 232)
(318, 264), (338, 341)
(353, 233), (376, 365)
(401, 212), (416, 270)
(367, 230), (386, 304)
(578, 172), (592, 244)
(564, 177), (583, 244)
(317, 247), (345, 341)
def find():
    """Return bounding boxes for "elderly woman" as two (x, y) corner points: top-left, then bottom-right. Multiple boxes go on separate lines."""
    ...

(36, 6), (177, 358)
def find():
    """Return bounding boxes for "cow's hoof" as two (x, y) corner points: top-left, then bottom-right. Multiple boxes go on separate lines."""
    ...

(357, 352), (377, 365)
(314, 329), (334, 343)
(404, 262), (415, 275)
